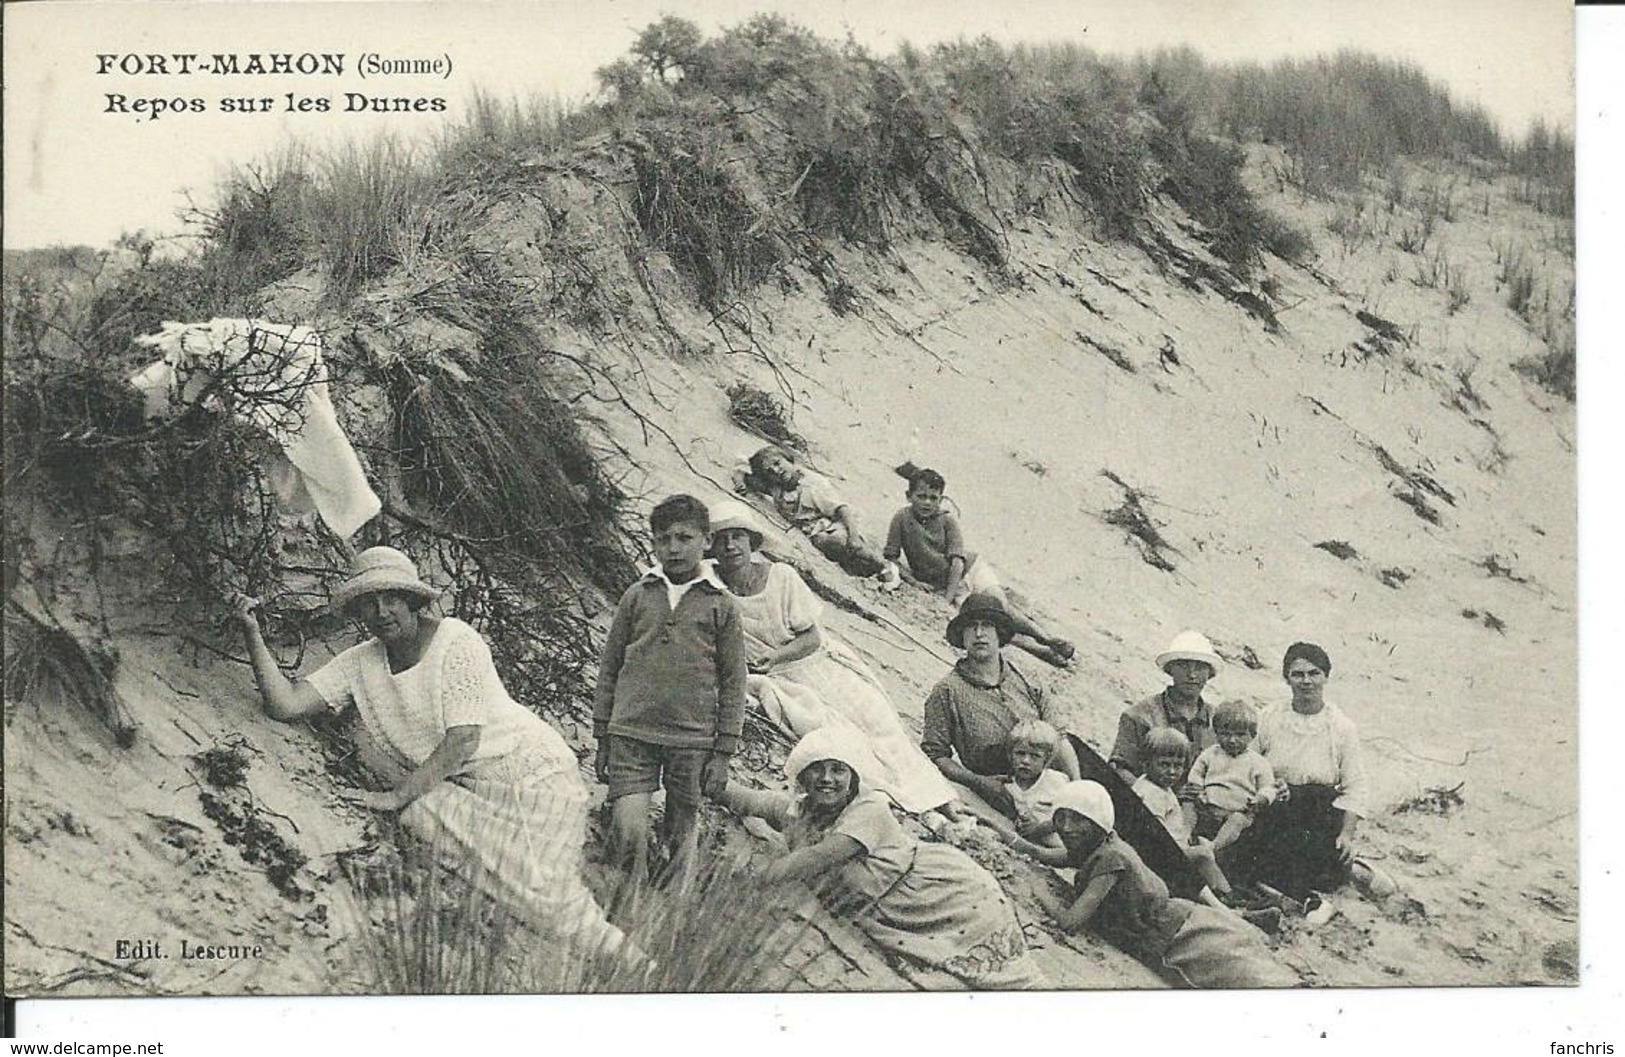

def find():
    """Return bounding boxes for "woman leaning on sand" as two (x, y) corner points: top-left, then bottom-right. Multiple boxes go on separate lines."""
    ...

(232, 546), (631, 962)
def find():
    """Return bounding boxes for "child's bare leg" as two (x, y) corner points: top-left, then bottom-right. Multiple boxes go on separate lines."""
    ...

(1211, 810), (1252, 852)
(810, 527), (884, 577)
(661, 798), (702, 891)
(1003, 601), (1071, 652)
(1185, 841), (1232, 896)
(608, 792), (652, 909)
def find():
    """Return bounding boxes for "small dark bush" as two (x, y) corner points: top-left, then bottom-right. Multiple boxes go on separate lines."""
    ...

(726, 381), (807, 452)
(1314, 540), (1359, 561)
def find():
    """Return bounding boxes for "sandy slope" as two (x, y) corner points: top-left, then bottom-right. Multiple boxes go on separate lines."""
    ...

(2, 151), (1575, 993)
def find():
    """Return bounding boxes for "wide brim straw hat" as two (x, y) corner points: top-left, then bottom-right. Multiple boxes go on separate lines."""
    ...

(945, 591), (1016, 648)
(784, 726), (877, 793)
(330, 546), (440, 613)
(1154, 629), (1223, 674)
(1051, 780), (1116, 832)
(708, 498), (766, 549)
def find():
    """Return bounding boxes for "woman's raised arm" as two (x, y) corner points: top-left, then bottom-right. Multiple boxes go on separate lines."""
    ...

(233, 594), (326, 721)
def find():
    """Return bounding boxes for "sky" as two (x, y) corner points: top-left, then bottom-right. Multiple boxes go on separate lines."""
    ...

(2, 0), (1574, 250)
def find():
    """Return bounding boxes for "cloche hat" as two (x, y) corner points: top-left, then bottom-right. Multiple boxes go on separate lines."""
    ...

(784, 726), (877, 792)
(1051, 780), (1116, 832)
(330, 546), (440, 613)
(946, 592), (1016, 649)
(708, 498), (766, 549)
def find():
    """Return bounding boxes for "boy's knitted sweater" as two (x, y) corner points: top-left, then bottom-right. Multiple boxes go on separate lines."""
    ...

(593, 569), (747, 753)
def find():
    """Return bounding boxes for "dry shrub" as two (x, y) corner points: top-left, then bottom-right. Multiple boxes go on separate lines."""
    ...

(1515, 328), (1575, 402)
(1394, 782), (1465, 816)
(726, 381), (807, 451)
(1100, 469), (1177, 571)
(387, 299), (637, 596)
(1498, 243), (1538, 321)
(2, 603), (134, 747)
(630, 127), (783, 308)
(3, 333), (307, 618)
(1314, 540), (1359, 561)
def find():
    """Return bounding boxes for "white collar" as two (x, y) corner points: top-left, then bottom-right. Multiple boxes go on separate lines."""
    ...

(641, 559), (727, 593)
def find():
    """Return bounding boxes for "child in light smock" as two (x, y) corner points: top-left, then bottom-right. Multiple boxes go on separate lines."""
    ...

(1185, 700), (1283, 855)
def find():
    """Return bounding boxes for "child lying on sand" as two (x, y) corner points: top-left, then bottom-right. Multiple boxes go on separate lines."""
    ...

(736, 446), (889, 579)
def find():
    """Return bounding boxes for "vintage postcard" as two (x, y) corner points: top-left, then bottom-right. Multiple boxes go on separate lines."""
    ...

(2, 0), (1605, 1043)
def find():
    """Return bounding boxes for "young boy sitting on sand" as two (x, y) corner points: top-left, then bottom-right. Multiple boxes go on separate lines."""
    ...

(1185, 700), (1281, 855)
(737, 446), (890, 579)
(1131, 727), (1235, 898)
(883, 466), (1074, 668)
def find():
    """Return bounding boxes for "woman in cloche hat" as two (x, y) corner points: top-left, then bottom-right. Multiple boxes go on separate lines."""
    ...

(1032, 781), (1299, 989)
(719, 726), (1047, 989)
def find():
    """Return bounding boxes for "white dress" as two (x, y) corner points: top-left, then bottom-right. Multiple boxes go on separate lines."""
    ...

(308, 617), (622, 952)
(730, 561), (957, 814)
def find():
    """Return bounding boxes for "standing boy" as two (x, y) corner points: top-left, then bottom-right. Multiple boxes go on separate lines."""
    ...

(884, 467), (1074, 668)
(594, 494), (747, 893)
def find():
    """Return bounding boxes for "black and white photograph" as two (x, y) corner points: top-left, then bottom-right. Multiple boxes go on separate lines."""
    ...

(2, 0), (1612, 1047)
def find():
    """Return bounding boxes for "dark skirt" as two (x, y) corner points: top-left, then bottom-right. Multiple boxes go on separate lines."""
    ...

(1227, 783), (1350, 900)
(1066, 734), (1205, 900)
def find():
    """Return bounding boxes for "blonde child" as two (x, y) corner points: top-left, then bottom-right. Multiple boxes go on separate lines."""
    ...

(1131, 727), (1233, 897)
(1186, 700), (1281, 854)
(991, 720), (1071, 863)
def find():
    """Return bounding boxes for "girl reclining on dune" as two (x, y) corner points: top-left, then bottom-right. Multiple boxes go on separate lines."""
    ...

(1030, 780), (1299, 989)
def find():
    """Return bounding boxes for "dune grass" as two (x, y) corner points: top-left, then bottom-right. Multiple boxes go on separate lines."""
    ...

(342, 833), (814, 994)
(134, 19), (1566, 322)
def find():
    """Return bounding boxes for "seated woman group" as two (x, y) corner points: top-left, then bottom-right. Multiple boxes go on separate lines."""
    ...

(239, 505), (1357, 990)
(1107, 631), (1373, 913)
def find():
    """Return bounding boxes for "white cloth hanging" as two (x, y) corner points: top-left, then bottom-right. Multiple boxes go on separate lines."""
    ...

(130, 318), (381, 538)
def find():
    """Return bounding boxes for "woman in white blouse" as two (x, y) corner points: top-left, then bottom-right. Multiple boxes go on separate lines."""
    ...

(234, 547), (628, 961)
(707, 499), (963, 819)
(1236, 641), (1369, 902)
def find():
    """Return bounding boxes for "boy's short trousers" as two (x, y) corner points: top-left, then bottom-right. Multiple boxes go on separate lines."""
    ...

(604, 735), (709, 806)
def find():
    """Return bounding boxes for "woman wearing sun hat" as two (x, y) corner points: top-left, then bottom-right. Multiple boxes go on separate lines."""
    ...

(708, 499), (962, 819)
(232, 546), (628, 959)
(920, 592), (1083, 826)
(1031, 780), (1298, 989)
(719, 726), (1047, 989)
(1109, 629), (1224, 785)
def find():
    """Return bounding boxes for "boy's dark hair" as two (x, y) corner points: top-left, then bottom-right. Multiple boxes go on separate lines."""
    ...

(748, 446), (791, 477)
(907, 467), (947, 493)
(650, 494), (710, 535)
